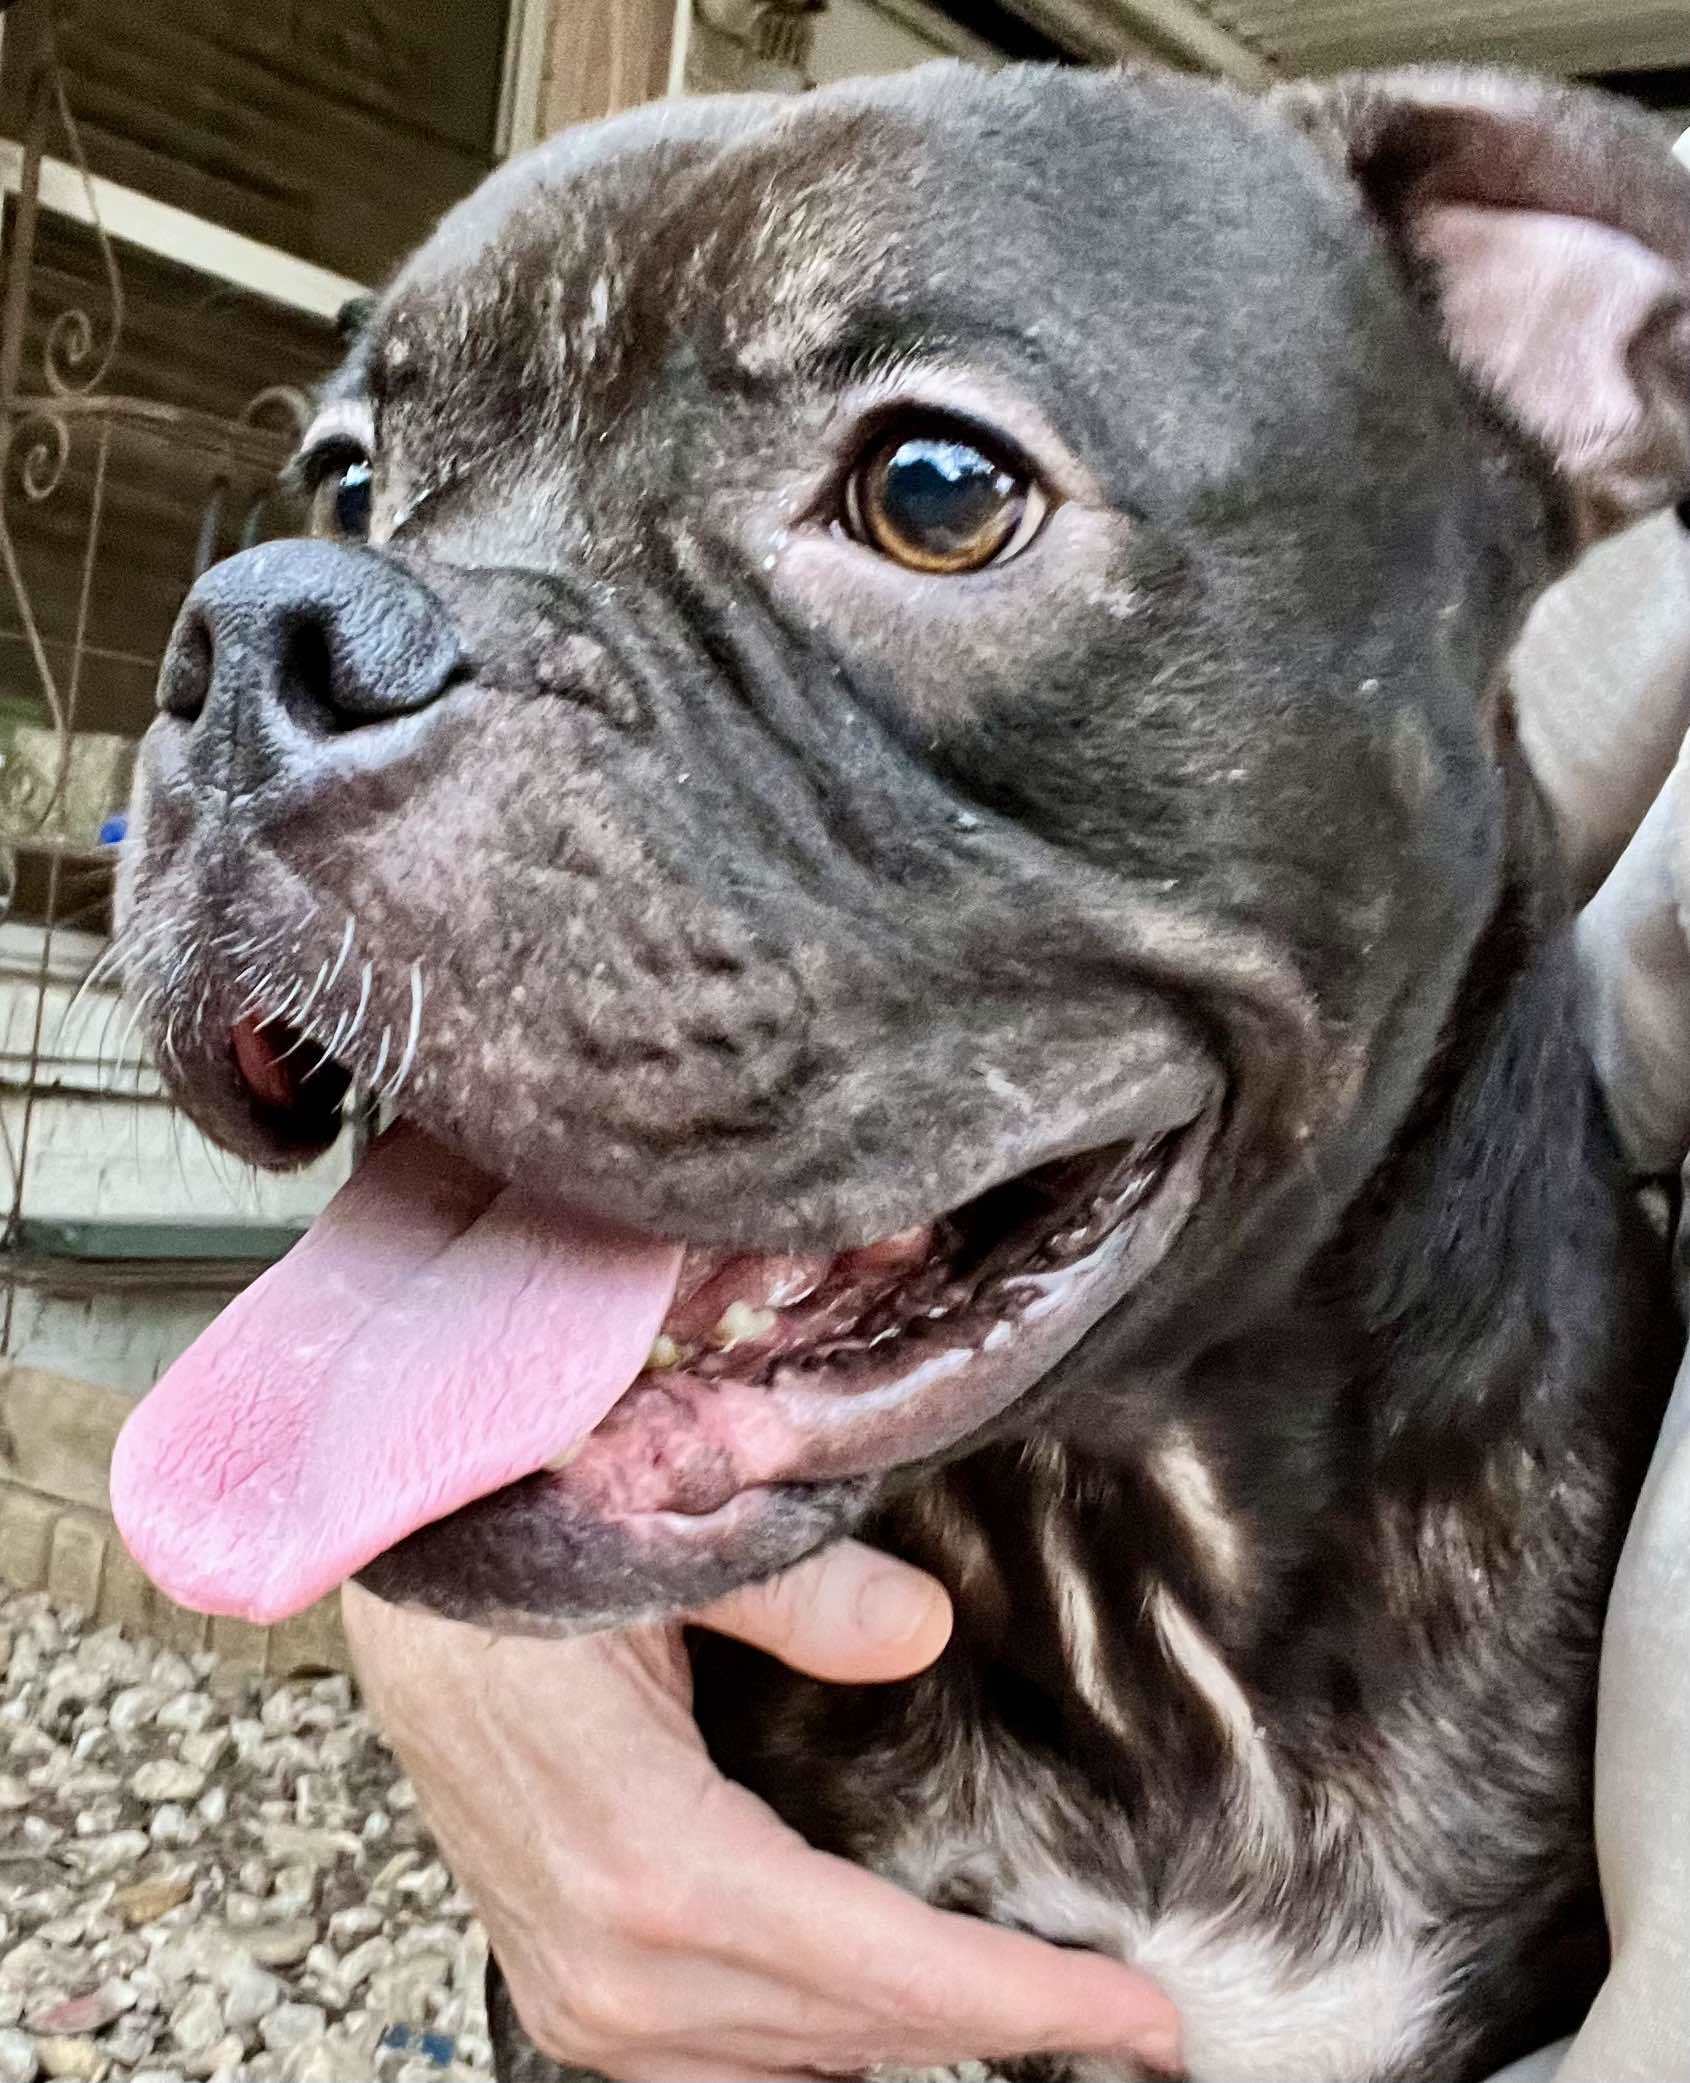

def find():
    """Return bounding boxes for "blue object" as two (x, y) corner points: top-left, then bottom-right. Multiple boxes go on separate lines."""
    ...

(98, 813), (127, 847)
(377, 2024), (455, 2068)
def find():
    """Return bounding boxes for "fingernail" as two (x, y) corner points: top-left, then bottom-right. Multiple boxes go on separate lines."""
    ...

(854, 1568), (941, 1645)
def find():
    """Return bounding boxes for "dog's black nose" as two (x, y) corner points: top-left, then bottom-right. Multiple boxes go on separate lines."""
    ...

(159, 540), (462, 786)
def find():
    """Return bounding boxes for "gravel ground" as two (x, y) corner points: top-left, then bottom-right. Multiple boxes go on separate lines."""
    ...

(0, 1589), (492, 2083)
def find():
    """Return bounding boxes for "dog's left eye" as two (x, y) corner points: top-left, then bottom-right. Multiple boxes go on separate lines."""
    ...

(843, 427), (1048, 573)
(304, 446), (375, 541)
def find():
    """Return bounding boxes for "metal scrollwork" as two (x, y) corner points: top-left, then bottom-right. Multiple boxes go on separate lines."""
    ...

(38, 64), (124, 399)
(13, 404), (68, 501)
(694, 0), (828, 83)
(0, 0), (313, 1285)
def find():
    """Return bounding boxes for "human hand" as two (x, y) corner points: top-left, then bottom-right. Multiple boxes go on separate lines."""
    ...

(344, 1543), (1181, 2082)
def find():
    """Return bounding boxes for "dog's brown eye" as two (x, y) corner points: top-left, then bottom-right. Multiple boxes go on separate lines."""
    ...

(844, 430), (1046, 573)
(307, 448), (374, 542)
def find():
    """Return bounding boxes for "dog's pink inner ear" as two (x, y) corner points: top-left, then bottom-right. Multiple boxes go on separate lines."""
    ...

(1278, 70), (1690, 538)
(1414, 201), (1690, 530)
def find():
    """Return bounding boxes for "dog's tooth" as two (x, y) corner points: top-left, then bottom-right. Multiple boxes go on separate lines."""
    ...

(544, 1442), (584, 1473)
(711, 1301), (777, 1350)
(647, 1335), (685, 1373)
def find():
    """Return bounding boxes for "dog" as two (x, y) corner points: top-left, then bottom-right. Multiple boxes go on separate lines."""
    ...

(108, 60), (1690, 2083)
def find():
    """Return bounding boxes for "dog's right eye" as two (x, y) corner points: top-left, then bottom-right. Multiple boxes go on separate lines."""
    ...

(841, 421), (1048, 574)
(304, 445), (375, 542)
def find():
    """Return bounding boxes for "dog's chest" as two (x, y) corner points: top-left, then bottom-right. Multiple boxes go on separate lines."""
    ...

(698, 1442), (1618, 2083)
(868, 1719), (1448, 2083)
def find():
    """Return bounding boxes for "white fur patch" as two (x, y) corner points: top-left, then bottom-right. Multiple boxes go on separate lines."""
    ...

(883, 1730), (1445, 2082)
(1148, 1586), (1290, 1857)
(1071, 1912), (1445, 2082)
(1043, 1512), (1134, 1744)
(1155, 1427), (1245, 1592)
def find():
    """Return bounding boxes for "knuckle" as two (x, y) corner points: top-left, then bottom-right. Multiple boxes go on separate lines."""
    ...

(572, 1840), (672, 1942)
(614, 1862), (704, 1951)
(730, 1567), (801, 1650)
(869, 1959), (955, 2040)
(515, 1962), (651, 2058)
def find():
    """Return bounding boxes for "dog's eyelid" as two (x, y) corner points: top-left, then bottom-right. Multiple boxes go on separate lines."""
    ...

(291, 404), (377, 490)
(289, 439), (375, 505)
(833, 374), (1096, 506)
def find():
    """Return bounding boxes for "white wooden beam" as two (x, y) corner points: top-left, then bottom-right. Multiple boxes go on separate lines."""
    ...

(0, 142), (366, 322)
(1119, 0), (1273, 80)
(993, 0), (1273, 85)
(498, 0), (554, 157)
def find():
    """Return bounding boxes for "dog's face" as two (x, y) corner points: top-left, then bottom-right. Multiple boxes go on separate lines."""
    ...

(111, 65), (1690, 1629)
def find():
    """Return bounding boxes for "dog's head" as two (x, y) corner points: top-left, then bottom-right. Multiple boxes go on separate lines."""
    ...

(110, 64), (1690, 1629)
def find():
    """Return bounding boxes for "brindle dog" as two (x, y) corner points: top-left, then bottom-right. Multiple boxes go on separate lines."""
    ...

(114, 62), (1690, 2083)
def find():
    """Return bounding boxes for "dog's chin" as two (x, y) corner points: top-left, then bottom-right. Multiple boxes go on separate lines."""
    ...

(354, 1472), (872, 1634)
(351, 1118), (1213, 1633)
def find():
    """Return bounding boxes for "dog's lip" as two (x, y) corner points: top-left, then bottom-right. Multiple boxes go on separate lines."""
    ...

(353, 1110), (1215, 1631)
(410, 1112), (1214, 1542)
(228, 1016), (353, 1153)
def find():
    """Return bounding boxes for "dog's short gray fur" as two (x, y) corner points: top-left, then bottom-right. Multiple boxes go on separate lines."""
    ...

(123, 61), (1690, 2081)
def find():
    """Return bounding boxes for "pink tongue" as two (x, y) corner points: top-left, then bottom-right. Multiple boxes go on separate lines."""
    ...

(109, 1124), (683, 1624)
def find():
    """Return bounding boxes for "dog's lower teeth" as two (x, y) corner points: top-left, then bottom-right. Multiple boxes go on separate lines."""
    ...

(711, 1302), (777, 1349)
(647, 1335), (686, 1372)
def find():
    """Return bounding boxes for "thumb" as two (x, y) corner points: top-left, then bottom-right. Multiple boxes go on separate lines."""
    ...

(690, 1540), (953, 1682)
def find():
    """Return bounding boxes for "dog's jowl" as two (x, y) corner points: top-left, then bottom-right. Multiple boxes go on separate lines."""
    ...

(109, 61), (1690, 2083)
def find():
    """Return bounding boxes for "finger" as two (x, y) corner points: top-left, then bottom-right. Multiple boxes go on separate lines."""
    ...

(585, 2052), (807, 2083)
(692, 1540), (954, 1682)
(738, 1842), (1183, 2073)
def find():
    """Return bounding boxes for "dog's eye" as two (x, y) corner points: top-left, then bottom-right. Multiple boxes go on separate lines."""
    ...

(843, 428), (1047, 573)
(305, 446), (375, 541)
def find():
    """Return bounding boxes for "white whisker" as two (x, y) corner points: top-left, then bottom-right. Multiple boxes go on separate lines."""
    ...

(381, 965), (425, 1105)
(294, 957), (333, 1029)
(92, 983), (130, 1090)
(322, 915), (356, 995)
(61, 915), (171, 1047)
(257, 979), (305, 1032)
(340, 961), (374, 1055)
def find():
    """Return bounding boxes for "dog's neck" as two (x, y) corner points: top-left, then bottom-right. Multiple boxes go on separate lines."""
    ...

(694, 787), (1676, 2024)
(875, 806), (1675, 1699)
(1309, 875), (1618, 1486)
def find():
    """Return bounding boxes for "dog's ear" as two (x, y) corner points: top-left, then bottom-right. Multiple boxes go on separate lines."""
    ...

(1274, 69), (1690, 541)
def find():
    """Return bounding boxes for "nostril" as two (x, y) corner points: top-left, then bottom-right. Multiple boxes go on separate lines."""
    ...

(277, 591), (463, 736)
(277, 608), (348, 736)
(158, 612), (213, 723)
(156, 541), (464, 765)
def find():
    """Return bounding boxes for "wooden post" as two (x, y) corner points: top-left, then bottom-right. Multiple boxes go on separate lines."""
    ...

(539, 0), (689, 133)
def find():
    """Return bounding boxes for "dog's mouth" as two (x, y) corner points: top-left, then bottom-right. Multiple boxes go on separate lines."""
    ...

(229, 1014), (355, 1153)
(109, 1008), (1208, 1628)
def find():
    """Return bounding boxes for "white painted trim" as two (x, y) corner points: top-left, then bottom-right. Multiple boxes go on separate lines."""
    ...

(0, 142), (367, 320)
(998, 0), (1271, 82)
(498, 0), (553, 157)
(1117, 0), (1272, 80)
(865, 0), (1006, 63)
(666, 0), (695, 101)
